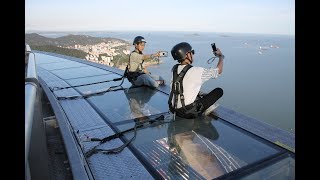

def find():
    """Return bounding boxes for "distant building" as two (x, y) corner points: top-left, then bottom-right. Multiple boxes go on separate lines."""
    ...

(101, 56), (113, 64)
(123, 49), (130, 55)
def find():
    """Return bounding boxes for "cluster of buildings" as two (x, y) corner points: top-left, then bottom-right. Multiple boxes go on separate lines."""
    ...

(64, 41), (131, 67)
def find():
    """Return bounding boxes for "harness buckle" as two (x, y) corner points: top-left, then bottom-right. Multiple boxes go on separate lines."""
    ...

(173, 81), (180, 93)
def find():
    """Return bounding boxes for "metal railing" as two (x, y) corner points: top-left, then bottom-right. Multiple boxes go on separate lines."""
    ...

(25, 44), (37, 163)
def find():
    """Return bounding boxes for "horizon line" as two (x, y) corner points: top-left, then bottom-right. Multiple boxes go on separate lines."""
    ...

(25, 29), (294, 36)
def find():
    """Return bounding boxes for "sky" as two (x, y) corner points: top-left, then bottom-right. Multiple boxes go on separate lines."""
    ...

(25, 0), (295, 35)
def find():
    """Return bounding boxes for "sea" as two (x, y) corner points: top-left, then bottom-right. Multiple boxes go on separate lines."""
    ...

(36, 31), (295, 134)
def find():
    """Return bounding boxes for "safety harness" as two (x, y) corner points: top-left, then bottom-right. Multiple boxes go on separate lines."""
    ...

(83, 114), (168, 157)
(168, 64), (204, 119)
(126, 50), (145, 84)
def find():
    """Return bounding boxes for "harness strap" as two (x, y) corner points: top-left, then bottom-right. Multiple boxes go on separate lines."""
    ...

(168, 64), (193, 111)
(127, 51), (145, 83)
(84, 115), (166, 157)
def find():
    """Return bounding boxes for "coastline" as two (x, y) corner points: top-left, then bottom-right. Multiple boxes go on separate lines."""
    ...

(118, 60), (163, 70)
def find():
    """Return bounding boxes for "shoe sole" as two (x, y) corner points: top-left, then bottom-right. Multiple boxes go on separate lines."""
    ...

(204, 103), (220, 116)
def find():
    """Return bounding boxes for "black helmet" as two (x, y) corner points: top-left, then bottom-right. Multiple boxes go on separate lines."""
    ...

(133, 36), (147, 45)
(171, 42), (193, 61)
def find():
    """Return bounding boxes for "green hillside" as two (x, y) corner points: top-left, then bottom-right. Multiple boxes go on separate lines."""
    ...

(26, 33), (131, 67)
(30, 45), (87, 59)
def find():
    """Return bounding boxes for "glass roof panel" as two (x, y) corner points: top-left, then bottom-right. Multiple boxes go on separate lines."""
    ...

(116, 116), (281, 179)
(240, 156), (295, 180)
(50, 66), (111, 79)
(35, 53), (70, 64)
(37, 61), (87, 70)
(87, 87), (169, 123)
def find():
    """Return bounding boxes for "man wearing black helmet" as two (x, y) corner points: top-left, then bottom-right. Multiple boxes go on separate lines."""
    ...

(127, 36), (165, 88)
(168, 42), (224, 119)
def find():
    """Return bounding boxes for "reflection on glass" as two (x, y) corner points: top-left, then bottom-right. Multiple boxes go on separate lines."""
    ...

(165, 116), (231, 179)
(88, 86), (169, 123)
(124, 87), (158, 120)
(132, 114), (283, 179)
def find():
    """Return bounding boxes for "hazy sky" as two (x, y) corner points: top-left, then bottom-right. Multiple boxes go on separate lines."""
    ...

(25, 0), (295, 35)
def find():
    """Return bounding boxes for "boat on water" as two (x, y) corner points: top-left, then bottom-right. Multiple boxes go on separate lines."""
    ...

(259, 46), (269, 50)
(25, 44), (295, 180)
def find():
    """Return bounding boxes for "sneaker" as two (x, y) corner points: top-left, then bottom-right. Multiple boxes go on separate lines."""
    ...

(203, 103), (219, 116)
(197, 91), (207, 98)
(156, 80), (165, 86)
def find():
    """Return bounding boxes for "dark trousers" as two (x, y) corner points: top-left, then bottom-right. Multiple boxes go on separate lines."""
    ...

(198, 87), (223, 111)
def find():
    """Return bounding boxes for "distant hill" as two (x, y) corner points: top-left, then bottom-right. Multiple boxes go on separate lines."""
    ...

(31, 45), (88, 59)
(25, 33), (129, 46)
(25, 33), (56, 46)
(25, 33), (131, 65)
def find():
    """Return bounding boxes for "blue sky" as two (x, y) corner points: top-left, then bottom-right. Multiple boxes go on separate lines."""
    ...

(25, 0), (295, 35)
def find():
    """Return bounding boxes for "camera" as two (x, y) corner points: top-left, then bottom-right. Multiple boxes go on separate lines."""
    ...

(158, 51), (168, 57)
(211, 43), (217, 52)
